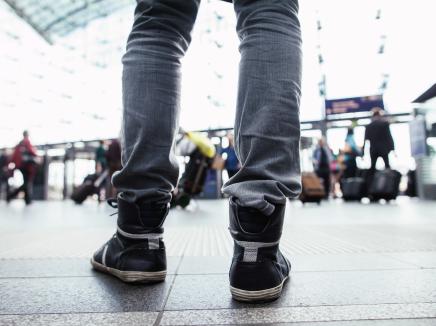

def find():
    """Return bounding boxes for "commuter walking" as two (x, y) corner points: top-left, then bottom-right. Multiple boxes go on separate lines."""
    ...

(91, 0), (302, 302)
(329, 151), (342, 198)
(95, 140), (107, 173)
(312, 137), (333, 198)
(364, 109), (395, 170)
(342, 127), (361, 178)
(171, 130), (216, 208)
(220, 133), (240, 179)
(7, 131), (38, 205)
(105, 139), (122, 198)
(0, 149), (11, 200)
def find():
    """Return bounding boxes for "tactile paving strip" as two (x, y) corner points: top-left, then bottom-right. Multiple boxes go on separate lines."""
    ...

(1, 223), (436, 259)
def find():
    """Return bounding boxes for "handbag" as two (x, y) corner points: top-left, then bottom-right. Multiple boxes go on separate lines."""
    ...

(211, 155), (225, 170)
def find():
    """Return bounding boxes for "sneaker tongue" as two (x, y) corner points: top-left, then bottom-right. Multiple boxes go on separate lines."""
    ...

(237, 207), (270, 233)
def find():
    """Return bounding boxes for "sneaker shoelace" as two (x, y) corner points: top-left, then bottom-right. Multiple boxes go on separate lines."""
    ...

(107, 198), (118, 216)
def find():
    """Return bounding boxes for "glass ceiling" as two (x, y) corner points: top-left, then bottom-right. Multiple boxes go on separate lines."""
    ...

(3, 0), (132, 42)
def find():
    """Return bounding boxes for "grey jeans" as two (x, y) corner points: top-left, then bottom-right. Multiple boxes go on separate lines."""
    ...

(113, 0), (302, 216)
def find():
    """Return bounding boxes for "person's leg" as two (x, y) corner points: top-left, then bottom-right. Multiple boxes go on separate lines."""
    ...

(92, 0), (200, 283)
(370, 150), (378, 171)
(316, 170), (330, 198)
(112, 0), (200, 205)
(343, 166), (351, 179)
(21, 168), (32, 205)
(381, 153), (390, 169)
(350, 161), (357, 177)
(223, 0), (302, 214)
(323, 170), (331, 198)
(7, 174), (25, 202)
(0, 179), (6, 200)
(5, 177), (9, 200)
(225, 0), (302, 302)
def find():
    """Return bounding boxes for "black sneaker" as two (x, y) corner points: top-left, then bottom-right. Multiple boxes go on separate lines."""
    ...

(228, 198), (290, 302)
(91, 196), (169, 283)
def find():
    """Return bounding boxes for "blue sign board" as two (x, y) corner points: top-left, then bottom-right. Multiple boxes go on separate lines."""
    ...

(325, 95), (384, 116)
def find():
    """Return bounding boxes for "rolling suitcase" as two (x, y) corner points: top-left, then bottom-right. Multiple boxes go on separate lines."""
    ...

(171, 150), (211, 208)
(71, 170), (108, 204)
(71, 174), (97, 204)
(405, 170), (417, 197)
(368, 169), (401, 201)
(299, 172), (325, 204)
(341, 177), (366, 201)
(181, 150), (210, 195)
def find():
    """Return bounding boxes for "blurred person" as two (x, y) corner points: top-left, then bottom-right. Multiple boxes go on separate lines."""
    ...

(364, 109), (395, 170)
(95, 140), (107, 173)
(329, 151), (342, 198)
(91, 0), (302, 303)
(0, 149), (11, 199)
(7, 131), (38, 205)
(180, 128), (216, 160)
(313, 137), (333, 198)
(342, 127), (361, 178)
(171, 129), (216, 208)
(105, 139), (122, 198)
(220, 133), (240, 178)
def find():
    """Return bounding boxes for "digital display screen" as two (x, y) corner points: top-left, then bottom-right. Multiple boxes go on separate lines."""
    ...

(325, 95), (384, 116)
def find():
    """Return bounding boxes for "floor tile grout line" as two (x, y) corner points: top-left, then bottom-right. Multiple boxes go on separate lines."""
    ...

(153, 254), (187, 326)
(379, 252), (428, 269)
(0, 311), (159, 317)
(2, 250), (436, 260)
(153, 234), (194, 326)
(159, 266), (435, 275)
(2, 266), (436, 280)
(1, 301), (436, 318)
(153, 300), (436, 314)
(203, 316), (436, 326)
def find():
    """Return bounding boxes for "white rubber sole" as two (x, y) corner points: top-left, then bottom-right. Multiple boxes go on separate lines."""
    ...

(90, 258), (166, 283)
(230, 276), (288, 302)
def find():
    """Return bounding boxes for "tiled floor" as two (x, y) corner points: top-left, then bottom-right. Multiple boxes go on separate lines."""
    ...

(1, 197), (436, 325)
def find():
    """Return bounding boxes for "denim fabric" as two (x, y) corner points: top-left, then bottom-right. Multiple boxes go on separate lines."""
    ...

(113, 0), (302, 215)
